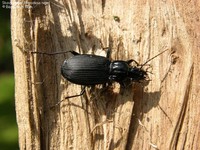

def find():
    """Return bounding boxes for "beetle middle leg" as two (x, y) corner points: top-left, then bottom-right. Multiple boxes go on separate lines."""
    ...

(70, 51), (80, 55)
(106, 48), (111, 59)
(102, 47), (111, 59)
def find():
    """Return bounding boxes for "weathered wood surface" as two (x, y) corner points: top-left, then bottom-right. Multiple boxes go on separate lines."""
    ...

(11, 0), (200, 149)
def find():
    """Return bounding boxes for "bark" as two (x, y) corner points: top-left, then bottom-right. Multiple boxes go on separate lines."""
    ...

(11, 0), (200, 149)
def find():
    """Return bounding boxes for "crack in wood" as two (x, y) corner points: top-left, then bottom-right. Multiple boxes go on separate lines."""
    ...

(169, 63), (194, 149)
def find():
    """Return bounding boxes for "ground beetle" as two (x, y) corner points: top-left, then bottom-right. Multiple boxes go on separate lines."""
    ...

(60, 48), (168, 100)
(32, 48), (168, 104)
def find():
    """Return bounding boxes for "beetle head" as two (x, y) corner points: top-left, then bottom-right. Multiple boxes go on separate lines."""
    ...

(128, 67), (148, 81)
(128, 48), (169, 82)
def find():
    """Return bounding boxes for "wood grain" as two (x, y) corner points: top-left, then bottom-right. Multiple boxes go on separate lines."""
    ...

(11, 0), (200, 149)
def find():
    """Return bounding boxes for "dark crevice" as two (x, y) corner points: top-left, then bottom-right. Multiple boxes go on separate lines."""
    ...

(169, 64), (194, 149)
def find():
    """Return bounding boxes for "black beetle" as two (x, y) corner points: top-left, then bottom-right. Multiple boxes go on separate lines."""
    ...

(60, 48), (168, 99)
(32, 48), (168, 102)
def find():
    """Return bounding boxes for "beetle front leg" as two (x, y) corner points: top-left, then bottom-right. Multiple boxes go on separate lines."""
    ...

(126, 59), (140, 66)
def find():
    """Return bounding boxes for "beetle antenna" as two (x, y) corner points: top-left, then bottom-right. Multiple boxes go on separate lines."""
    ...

(140, 48), (168, 68)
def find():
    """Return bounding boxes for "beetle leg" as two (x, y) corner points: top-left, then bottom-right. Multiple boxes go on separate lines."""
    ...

(106, 48), (111, 58)
(65, 86), (86, 99)
(127, 59), (140, 66)
(119, 78), (132, 88)
(31, 50), (79, 55)
(126, 59), (133, 64)
(119, 81), (126, 88)
(102, 47), (111, 58)
(50, 86), (86, 109)
(70, 51), (80, 55)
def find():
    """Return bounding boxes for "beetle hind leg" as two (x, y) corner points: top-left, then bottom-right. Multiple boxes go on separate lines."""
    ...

(31, 50), (80, 56)
(50, 86), (86, 109)
(70, 51), (80, 55)
(65, 86), (86, 99)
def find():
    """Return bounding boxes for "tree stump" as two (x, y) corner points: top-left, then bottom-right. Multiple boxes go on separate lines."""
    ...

(11, 0), (200, 149)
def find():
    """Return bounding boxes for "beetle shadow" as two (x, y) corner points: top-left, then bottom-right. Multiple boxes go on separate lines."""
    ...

(87, 82), (162, 148)
(89, 82), (162, 114)
(124, 84), (164, 149)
